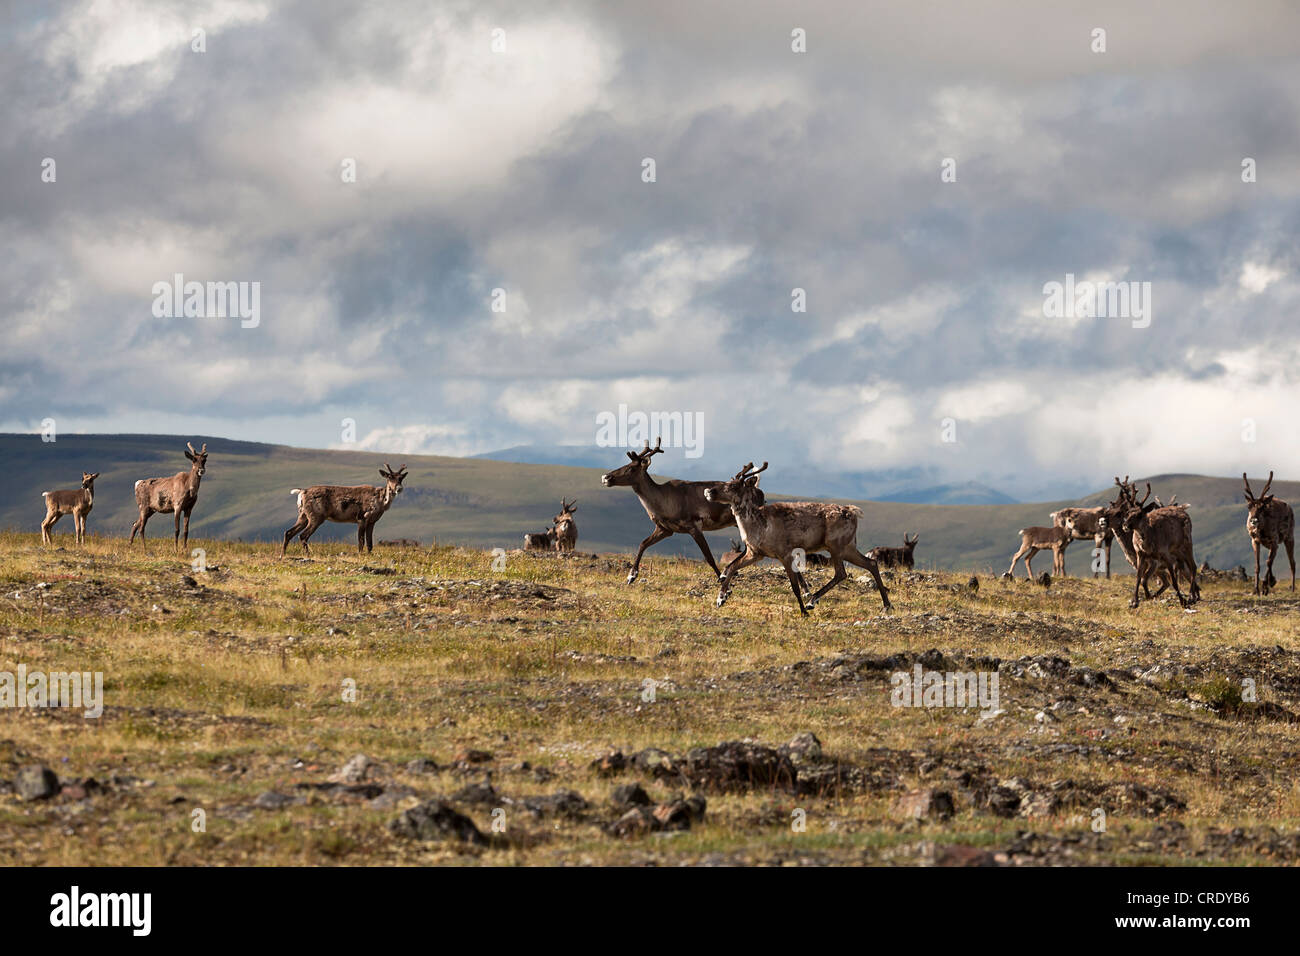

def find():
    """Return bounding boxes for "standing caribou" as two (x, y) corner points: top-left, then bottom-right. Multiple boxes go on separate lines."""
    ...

(1115, 480), (1200, 608)
(40, 472), (99, 545)
(282, 463), (408, 556)
(130, 442), (208, 551)
(1243, 471), (1296, 595)
(1052, 506), (1113, 577)
(1004, 525), (1071, 579)
(601, 437), (739, 583)
(553, 498), (578, 552)
(704, 462), (892, 615)
(870, 533), (918, 569)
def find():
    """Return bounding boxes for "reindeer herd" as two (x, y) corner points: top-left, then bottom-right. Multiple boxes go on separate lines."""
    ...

(30, 438), (1299, 616)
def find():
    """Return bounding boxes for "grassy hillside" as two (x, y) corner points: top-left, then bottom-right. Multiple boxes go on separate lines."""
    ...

(0, 434), (1289, 574)
(1, 533), (1298, 866)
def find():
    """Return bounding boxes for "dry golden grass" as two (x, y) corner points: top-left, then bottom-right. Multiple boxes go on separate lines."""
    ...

(1, 530), (1298, 866)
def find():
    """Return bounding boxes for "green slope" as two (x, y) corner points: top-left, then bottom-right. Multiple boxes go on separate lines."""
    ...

(0, 434), (1286, 574)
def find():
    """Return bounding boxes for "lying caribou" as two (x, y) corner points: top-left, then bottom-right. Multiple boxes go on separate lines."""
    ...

(705, 462), (891, 615)
(40, 471), (99, 545)
(601, 437), (738, 583)
(282, 463), (407, 556)
(130, 442), (208, 552)
(1243, 471), (1296, 595)
(523, 528), (556, 550)
(870, 533), (918, 569)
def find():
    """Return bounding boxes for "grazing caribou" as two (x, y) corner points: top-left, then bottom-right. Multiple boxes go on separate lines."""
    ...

(40, 472), (99, 545)
(601, 437), (738, 583)
(870, 533), (918, 569)
(282, 463), (408, 556)
(553, 498), (578, 552)
(130, 442), (208, 551)
(1243, 471), (1296, 595)
(705, 462), (891, 616)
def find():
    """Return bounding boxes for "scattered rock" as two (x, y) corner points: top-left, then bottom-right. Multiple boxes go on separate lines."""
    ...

(16, 765), (59, 801)
(253, 791), (302, 810)
(329, 754), (374, 784)
(406, 758), (440, 774)
(896, 788), (955, 821)
(390, 800), (487, 845)
(610, 783), (652, 809)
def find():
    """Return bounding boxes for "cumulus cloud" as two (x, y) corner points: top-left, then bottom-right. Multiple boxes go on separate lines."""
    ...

(3, 0), (1300, 499)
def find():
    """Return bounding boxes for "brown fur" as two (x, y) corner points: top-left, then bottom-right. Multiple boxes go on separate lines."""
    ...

(1118, 482), (1200, 608)
(553, 498), (578, 552)
(524, 529), (557, 550)
(705, 462), (891, 616)
(41, 472), (98, 545)
(1004, 526), (1070, 579)
(282, 463), (407, 556)
(870, 533), (918, 569)
(1243, 471), (1296, 594)
(1052, 507), (1113, 578)
(601, 437), (738, 583)
(130, 442), (207, 552)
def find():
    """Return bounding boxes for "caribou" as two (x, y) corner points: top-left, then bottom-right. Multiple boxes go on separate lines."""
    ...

(704, 462), (891, 615)
(601, 437), (739, 583)
(40, 472), (99, 545)
(1115, 481), (1200, 608)
(870, 533), (918, 569)
(130, 442), (208, 551)
(1243, 471), (1296, 595)
(553, 498), (578, 552)
(1003, 525), (1071, 579)
(282, 463), (408, 556)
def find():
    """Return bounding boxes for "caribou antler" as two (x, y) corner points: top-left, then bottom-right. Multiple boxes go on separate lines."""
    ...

(1244, 472), (1256, 501)
(735, 461), (769, 480)
(1262, 470), (1274, 497)
(1138, 482), (1152, 506)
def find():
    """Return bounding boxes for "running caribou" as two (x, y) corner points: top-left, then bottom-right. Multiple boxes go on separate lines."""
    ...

(704, 462), (891, 615)
(601, 437), (738, 583)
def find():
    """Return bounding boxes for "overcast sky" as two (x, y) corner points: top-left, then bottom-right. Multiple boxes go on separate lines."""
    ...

(3, 0), (1299, 499)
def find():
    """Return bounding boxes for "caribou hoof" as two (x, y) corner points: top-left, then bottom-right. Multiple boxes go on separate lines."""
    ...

(626, 570), (638, 585)
(1129, 598), (1140, 609)
(716, 594), (727, 608)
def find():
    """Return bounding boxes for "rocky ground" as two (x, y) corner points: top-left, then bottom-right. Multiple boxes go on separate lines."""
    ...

(2, 533), (1298, 865)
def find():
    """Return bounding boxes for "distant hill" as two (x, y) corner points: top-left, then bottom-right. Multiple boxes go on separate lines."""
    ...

(0, 434), (1284, 574)
(875, 481), (1018, 506)
(474, 444), (1020, 503)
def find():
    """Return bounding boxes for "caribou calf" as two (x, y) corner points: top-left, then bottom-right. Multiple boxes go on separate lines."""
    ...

(41, 472), (99, 545)
(704, 462), (891, 616)
(553, 498), (578, 552)
(870, 533), (918, 569)
(1243, 471), (1296, 595)
(282, 464), (408, 556)
(130, 442), (208, 551)
(1053, 507), (1113, 578)
(1004, 526), (1070, 579)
